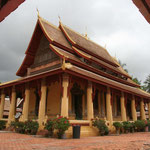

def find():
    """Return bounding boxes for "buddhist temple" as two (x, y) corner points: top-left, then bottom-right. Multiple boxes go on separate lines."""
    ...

(0, 14), (150, 137)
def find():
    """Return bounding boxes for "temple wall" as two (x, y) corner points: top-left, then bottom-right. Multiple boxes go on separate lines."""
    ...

(28, 88), (36, 118)
(31, 35), (59, 68)
(46, 81), (61, 117)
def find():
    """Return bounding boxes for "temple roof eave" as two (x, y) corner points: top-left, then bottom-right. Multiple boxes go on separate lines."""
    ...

(63, 64), (150, 100)
(51, 45), (139, 88)
(72, 46), (131, 79)
(1, 62), (150, 100)
(0, 67), (63, 89)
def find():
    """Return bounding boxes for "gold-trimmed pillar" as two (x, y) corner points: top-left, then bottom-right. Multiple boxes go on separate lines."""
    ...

(120, 92), (127, 121)
(106, 87), (113, 124)
(21, 83), (30, 122)
(0, 90), (5, 119)
(38, 78), (47, 129)
(140, 99), (146, 120)
(87, 81), (93, 120)
(131, 95), (137, 121)
(8, 86), (16, 125)
(61, 74), (69, 117)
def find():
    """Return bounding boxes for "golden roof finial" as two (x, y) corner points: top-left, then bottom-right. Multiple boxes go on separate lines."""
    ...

(36, 8), (40, 18)
(85, 26), (88, 39)
(58, 15), (61, 23)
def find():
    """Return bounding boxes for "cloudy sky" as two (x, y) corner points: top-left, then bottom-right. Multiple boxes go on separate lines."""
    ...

(0, 0), (150, 84)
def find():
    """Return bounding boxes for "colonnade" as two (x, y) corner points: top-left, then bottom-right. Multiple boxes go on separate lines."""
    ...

(0, 74), (149, 129)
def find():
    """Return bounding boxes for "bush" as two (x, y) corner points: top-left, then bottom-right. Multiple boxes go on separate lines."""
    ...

(122, 121), (131, 133)
(0, 120), (6, 130)
(10, 120), (39, 135)
(134, 120), (145, 132)
(147, 120), (150, 126)
(92, 118), (109, 136)
(45, 118), (56, 137)
(54, 116), (70, 139)
(24, 120), (39, 135)
(11, 121), (25, 134)
(113, 122), (122, 130)
(130, 122), (135, 133)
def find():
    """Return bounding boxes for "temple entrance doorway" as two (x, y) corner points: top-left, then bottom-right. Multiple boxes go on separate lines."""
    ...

(71, 83), (84, 120)
(126, 99), (132, 120)
(35, 89), (40, 117)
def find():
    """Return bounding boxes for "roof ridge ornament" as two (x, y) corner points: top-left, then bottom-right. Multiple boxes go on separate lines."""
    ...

(36, 8), (40, 18)
(61, 56), (72, 70)
(85, 26), (88, 39)
(58, 15), (61, 24)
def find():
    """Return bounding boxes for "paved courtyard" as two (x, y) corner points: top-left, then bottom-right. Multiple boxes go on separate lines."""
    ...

(0, 132), (150, 150)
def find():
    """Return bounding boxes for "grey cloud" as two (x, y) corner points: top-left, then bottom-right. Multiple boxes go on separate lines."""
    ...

(0, 0), (150, 84)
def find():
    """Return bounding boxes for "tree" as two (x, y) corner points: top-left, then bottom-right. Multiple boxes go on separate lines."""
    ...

(132, 77), (141, 85)
(143, 74), (150, 93)
(118, 60), (128, 73)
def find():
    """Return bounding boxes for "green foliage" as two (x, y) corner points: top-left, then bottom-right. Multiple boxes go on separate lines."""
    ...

(0, 120), (6, 130)
(122, 121), (131, 132)
(10, 120), (39, 135)
(11, 121), (26, 134)
(129, 122), (136, 133)
(143, 74), (150, 93)
(147, 120), (150, 126)
(44, 118), (56, 137)
(132, 77), (141, 85)
(113, 122), (122, 130)
(134, 120), (145, 131)
(24, 120), (39, 135)
(92, 118), (109, 136)
(54, 116), (70, 138)
(118, 60), (128, 73)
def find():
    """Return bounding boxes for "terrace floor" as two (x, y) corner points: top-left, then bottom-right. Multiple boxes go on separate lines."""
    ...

(0, 132), (150, 150)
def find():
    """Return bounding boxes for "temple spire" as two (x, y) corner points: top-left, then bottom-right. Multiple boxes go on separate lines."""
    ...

(58, 15), (61, 24)
(85, 26), (88, 39)
(36, 8), (40, 18)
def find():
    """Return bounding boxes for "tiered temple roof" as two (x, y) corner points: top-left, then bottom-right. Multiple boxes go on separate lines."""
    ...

(0, 15), (150, 100)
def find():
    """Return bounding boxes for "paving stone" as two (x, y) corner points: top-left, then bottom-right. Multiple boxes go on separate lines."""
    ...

(0, 132), (150, 150)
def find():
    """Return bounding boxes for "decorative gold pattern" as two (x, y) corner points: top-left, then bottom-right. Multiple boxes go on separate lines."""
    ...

(72, 46), (91, 59)
(59, 23), (76, 45)
(50, 44), (69, 59)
